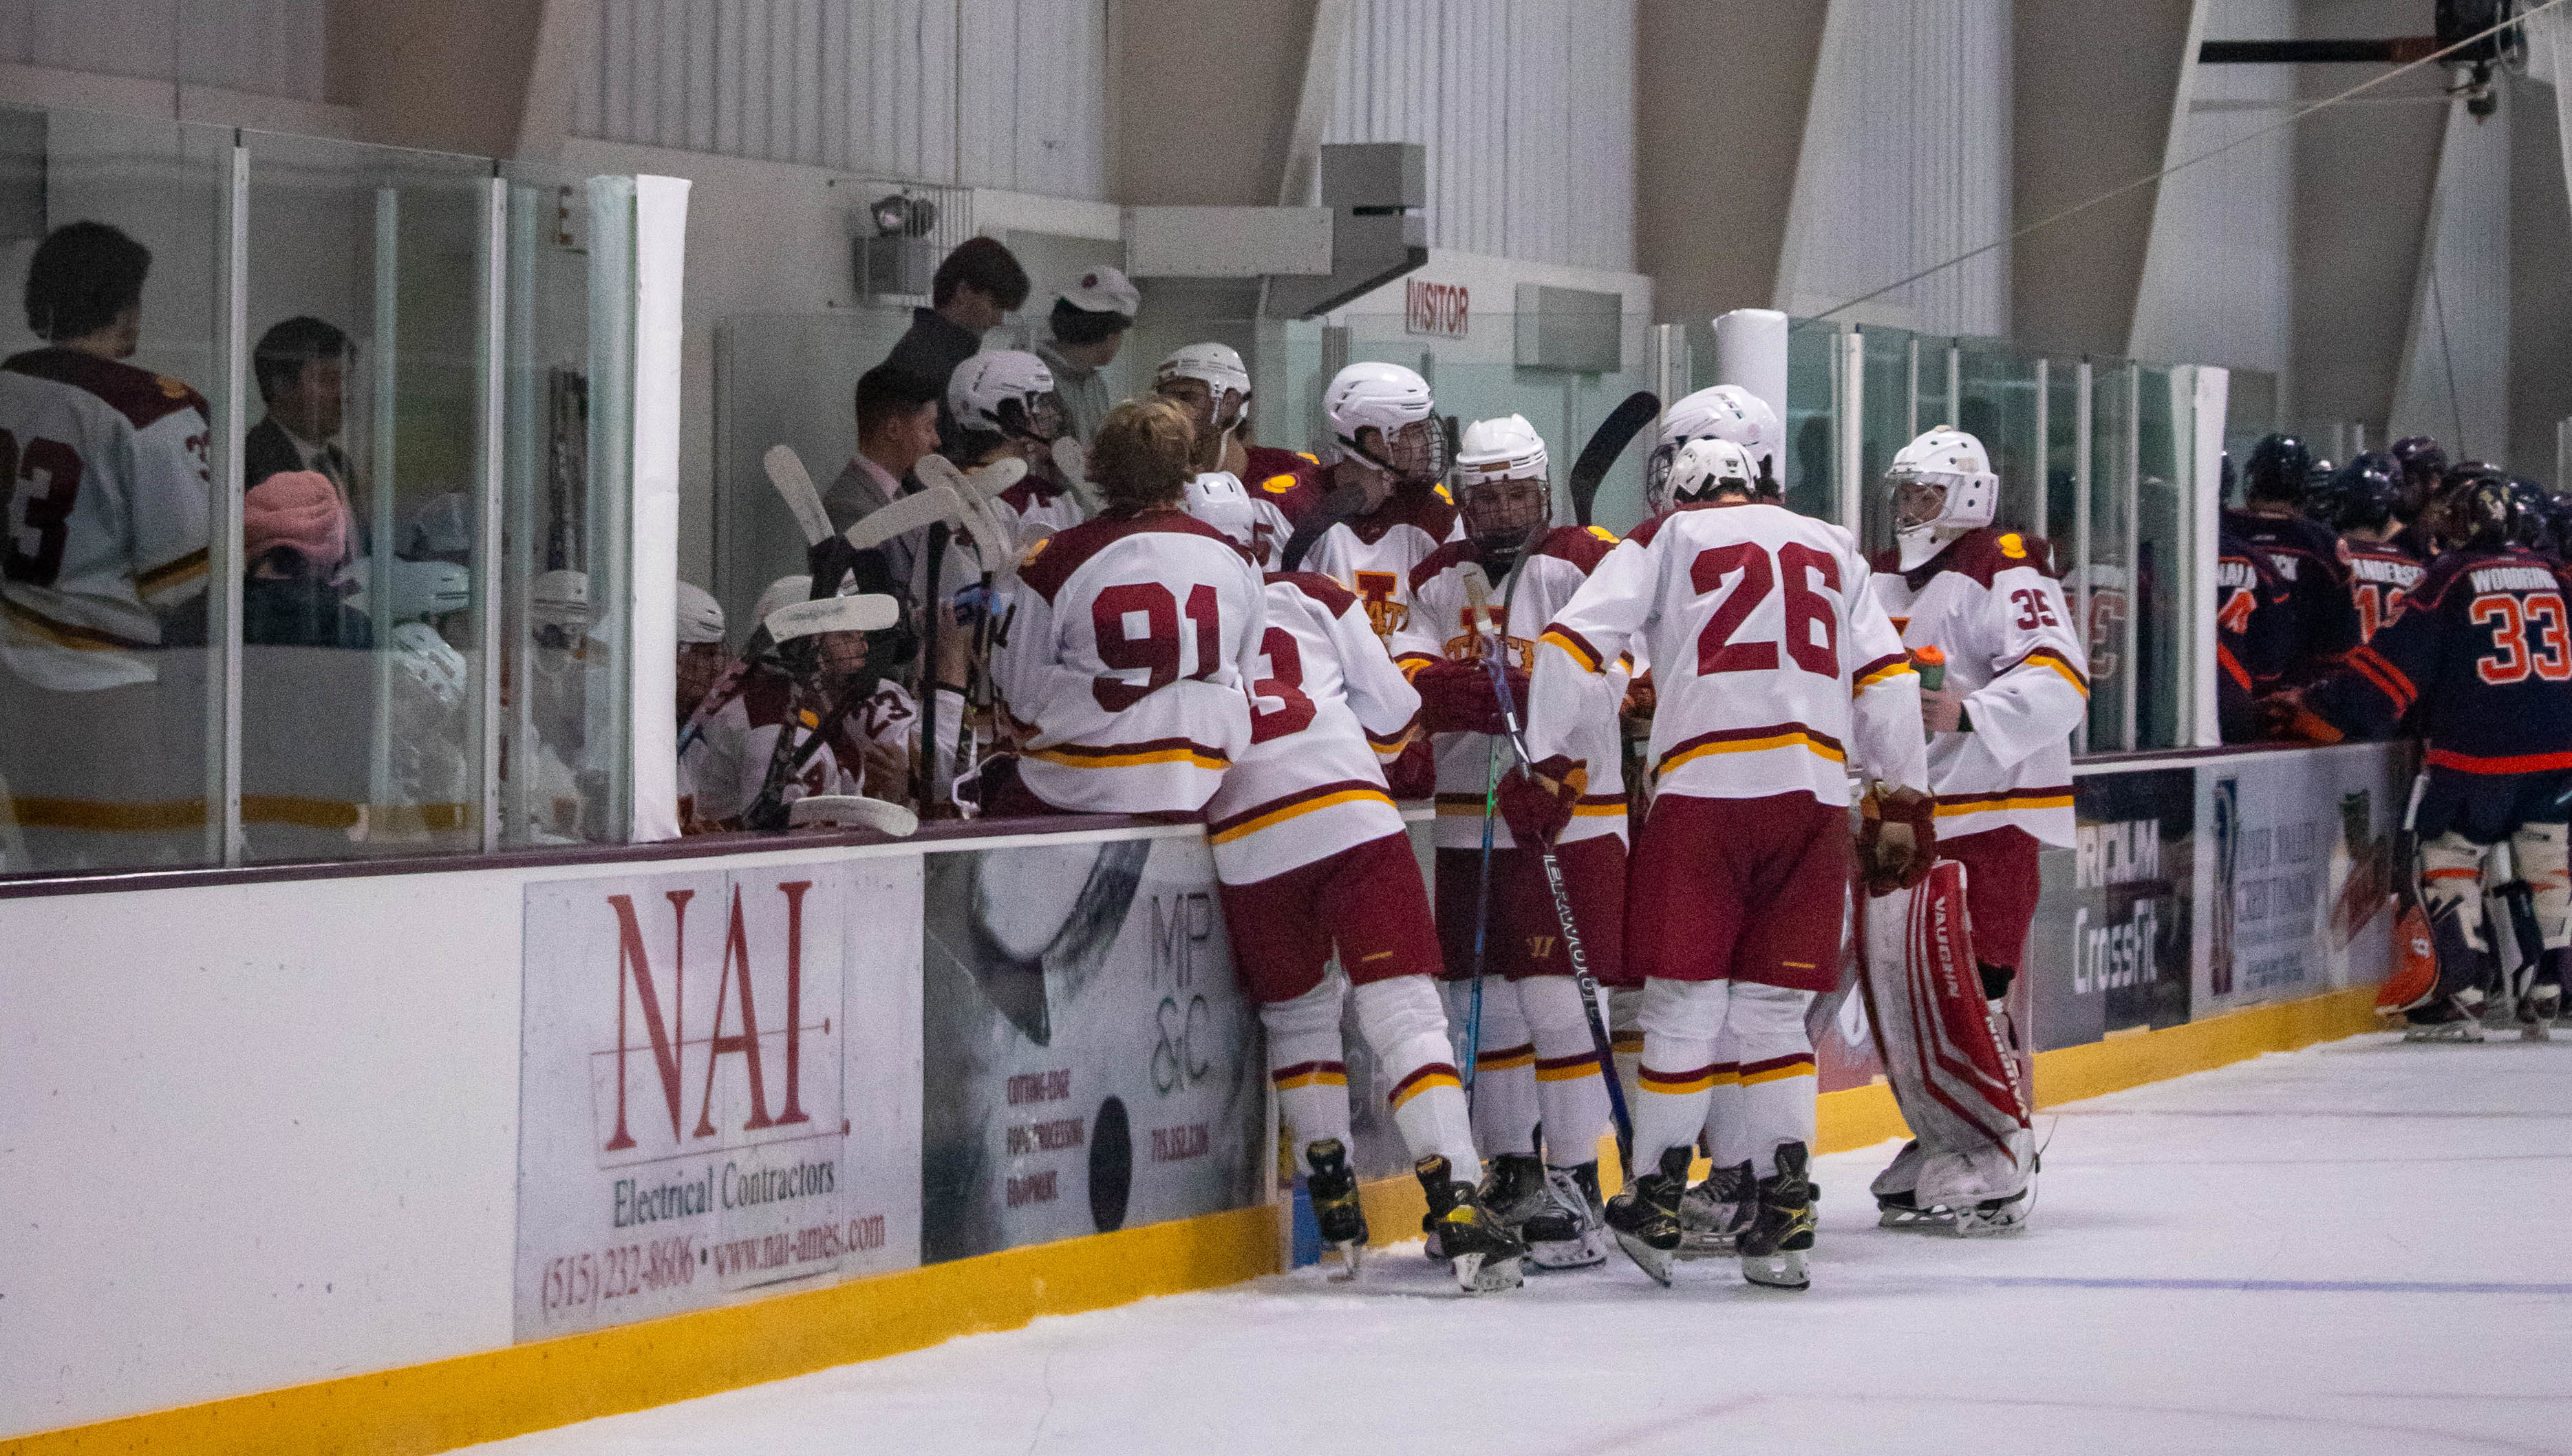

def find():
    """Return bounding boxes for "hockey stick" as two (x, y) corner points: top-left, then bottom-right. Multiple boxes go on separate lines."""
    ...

(787, 794), (919, 837)
(763, 443), (833, 546)
(1280, 478), (1369, 574)
(1471, 581), (1636, 1170)
(1568, 391), (1659, 528)
(1459, 568), (1506, 1096)
(742, 593), (900, 832)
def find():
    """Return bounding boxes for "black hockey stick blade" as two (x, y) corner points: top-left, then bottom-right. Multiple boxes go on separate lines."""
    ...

(1280, 479), (1370, 573)
(1569, 391), (1660, 528)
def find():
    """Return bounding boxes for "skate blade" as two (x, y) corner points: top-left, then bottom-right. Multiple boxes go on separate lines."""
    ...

(1323, 1241), (1364, 1282)
(1676, 1232), (1738, 1259)
(1612, 1228), (1678, 1287)
(2523, 1021), (2553, 1043)
(1450, 1252), (1524, 1294)
(1526, 1229), (1612, 1271)
(1877, 1208), (1947, 1232)
(1741, 1249), (1810, 1290)
(1948, 1208), (2028, 1238)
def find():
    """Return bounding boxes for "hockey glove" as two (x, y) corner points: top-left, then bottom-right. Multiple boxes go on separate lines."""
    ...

(1415, 656), (1521, 736)
(2253, 688), (2344, 745)
(1858, 783), (1938, 895)
(1382, 736), (1437, 800)
(1499, 755), (1586, 846)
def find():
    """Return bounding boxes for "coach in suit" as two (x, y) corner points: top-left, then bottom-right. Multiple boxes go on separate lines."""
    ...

(247, 316), (362, 575)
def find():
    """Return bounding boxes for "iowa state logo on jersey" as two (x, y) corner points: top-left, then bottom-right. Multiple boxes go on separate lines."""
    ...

(1352, 571), (1409, 639)
(1441, 612), (1533, 672)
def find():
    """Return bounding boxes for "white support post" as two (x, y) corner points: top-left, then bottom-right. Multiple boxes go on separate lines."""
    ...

(627, 174), (690, 843)
(506, 184), (539, 845)
(474, 176), (508, 851)
(2073, 360), (2094, 758)
(2032, 357), (2050, 542)
(208, 140), (248, 867)
(1945, 344), (1961, 429)
(368, 187), (399, 819)
(2121, 365), (2141, 753)
(2191, 366), (2230, 747)
(1713, 308), (1789, 422)
(1836, 327), (1864, 540)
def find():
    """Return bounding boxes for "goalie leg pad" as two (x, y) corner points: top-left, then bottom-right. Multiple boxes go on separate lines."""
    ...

(2420, 832), (2496, 1007)
(1261, 979), (1353, 1158)
(1352, 975), (1479, 1177)
(2510, 821), (2569, 951)
(1862, 863), (2034, 1214)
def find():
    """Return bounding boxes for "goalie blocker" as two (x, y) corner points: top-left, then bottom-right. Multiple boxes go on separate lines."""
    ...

(1862, 859), (2035, 1234)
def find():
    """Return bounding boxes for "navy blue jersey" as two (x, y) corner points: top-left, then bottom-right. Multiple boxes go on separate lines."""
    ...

(2304, 547), (2572, 772)
(2216, 526), (2294, 741)
(2342, 539), (2425, 643)
(2222, 507), (2360, 680)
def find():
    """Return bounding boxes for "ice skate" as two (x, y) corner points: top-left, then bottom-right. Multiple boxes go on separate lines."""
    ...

(1604, 1144), (1693, 1286)
(1871, 1139), (1935, 1230)
(2403, 995), (2489, 1044)
(1304, 1138), (1367, 1280)
(1739, 1142), (1817, 1291)
(1417, 1155), (1524, 1294)
(1520, 1162), (1610, 1270)
(1477, 1152), (1548, 1229)
(2520, 987), (2559, 1042)
(1679, 1159), (1754, 1256)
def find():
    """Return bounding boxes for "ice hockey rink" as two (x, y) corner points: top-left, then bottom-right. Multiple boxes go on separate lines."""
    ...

(466, 1033), (2572, 1456)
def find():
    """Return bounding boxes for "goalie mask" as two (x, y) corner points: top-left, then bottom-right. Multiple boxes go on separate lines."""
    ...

(1887, 426), (1998, 570)
(1452, 414), (1551, 555)
(1154, 343), (1252, 463)
(1181, 469), (1259, 553)
(1663, 437), (1759, 506)
(1646, 385), (1781, 515)
(948, 350), (1064, 447)
(1324, 361), (1446, 488)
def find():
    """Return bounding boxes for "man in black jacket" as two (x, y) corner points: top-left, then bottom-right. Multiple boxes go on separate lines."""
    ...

(881, 237), (1028, 448)
(246, 316), (361, 571)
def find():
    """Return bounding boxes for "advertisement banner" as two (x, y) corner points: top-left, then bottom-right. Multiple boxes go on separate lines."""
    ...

(2030, 768), (2195, 1051)
(2196, 742), (2408, 1015)
(514, 859), (923, 1340)
(919, 834), (1263, 1264)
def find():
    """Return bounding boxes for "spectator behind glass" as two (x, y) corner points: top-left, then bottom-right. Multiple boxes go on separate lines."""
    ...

(246, 317), (359, 559)
(1033, 266), (1137, 448)
(881, 236), (1028, 449)
(0, 220), (216, 870)
(242, 470), (370, 649)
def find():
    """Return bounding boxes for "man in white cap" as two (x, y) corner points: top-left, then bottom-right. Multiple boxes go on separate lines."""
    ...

(1033, 265), (1137, 448)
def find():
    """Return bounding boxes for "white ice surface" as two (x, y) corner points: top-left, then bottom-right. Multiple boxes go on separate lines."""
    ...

(469, 1034), (2572, 1455)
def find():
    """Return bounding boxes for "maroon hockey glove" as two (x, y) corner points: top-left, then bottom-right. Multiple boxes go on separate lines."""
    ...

(1415, 657), (1509, 735)
(1499, 755), (1586, 846)
(1382, 736), (1437, 800)
(1858, 784), (1938, 895)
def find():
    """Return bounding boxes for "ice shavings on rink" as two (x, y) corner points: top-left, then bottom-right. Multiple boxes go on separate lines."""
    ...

(468, 1034), (2572, 1456)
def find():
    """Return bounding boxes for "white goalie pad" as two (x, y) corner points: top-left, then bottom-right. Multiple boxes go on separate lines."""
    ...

(1861, 859), (2035, 1216)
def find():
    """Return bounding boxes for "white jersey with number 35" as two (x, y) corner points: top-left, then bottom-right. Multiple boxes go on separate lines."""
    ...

(0, 348), (211, 691)
(996, 511), (1265, 814)
(1528, 502), (1928, 807)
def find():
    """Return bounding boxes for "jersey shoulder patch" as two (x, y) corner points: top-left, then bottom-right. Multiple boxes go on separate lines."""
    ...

(1409, 538), (1477, 592)
(3, 347), (208, 431)
(1268, 569), (1358, 615)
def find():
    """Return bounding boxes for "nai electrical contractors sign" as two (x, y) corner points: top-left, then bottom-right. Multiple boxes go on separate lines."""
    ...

(513, 859), (923, 1339)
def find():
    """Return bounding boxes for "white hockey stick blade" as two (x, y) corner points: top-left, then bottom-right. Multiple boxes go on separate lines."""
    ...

(912, 453), (969, 496)
(844, 484), (969, 550)
(764, 444), (832, 547)
(1051, 436), (1087, 491)
(786, 795), (920, 837)
(911, 454), (1022, 577)
(1457, 562), (1499, 637)
(963, 455), (1028, 502)
(764, 592), (897, 641)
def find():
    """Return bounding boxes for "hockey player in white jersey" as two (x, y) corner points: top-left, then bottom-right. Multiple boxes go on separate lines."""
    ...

(947, 350), (1083, 553)
(1301, 363), (1461, 643)
(1390, 414), (1630, 1270)
(1862, 427), (2081, 1233)
(1152, 343), (1298, 570)
(983, 398), (1263, 818)
(1522, 437), (1933, 1289)
(1183, 471), (1526, 1292)
(0, 222), (213, 870)
(1644, 385), (1783, 513)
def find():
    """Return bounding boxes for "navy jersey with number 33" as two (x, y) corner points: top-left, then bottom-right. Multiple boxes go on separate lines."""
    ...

(2303, 547), (2572, 772)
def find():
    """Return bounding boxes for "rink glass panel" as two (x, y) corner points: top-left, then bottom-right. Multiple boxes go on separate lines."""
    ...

(0, 107), (226, 875)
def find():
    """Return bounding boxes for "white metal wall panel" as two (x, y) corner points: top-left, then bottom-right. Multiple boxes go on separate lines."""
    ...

(1323, 0), (1636, 272)
(2391, 98), (2511, 460)
(0, 0), (326, 100)
(1778, 0), (2009, 338)
(2130, 0), (2295, 377)
(576, 0), (1105, 197)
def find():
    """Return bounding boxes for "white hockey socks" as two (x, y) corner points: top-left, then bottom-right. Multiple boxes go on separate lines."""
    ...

(1447, 978), (1537, 1158)
(1261, 980), (1352, 1166)
(1352, 976), (1477, 1176)
(1609, 986), (1644, 1115)
(1726, 983), (1819, 1179)
(2512, 822), (2571, 949)
(1518, 976), (1612, 1169)
(1700, 1025), (1748, 1168)
(1633, 977), (1729, 1175)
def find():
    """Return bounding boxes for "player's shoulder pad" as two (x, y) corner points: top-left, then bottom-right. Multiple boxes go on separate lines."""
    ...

(4, 347), (208, 431)
(1410, 537), (1477, 593)
(1626, 510), (1677, 549)
(1906, 526), (2023, 589)
(1266, 570), (1359, 616)
(1400, 481), (1459, 536)
(1533, 523), (1616, 574)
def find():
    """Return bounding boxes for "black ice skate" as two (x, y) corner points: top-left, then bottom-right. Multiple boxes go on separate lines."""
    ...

(1519, 1161), (1611, 1270)
(1679, 1159), (1754, 1257)
(1479, 1152), (1549, 1228)
(1304, 1138), (1368, 1280)
(1739, 1142), (1817, 1291)
(1417, 1155), (1525, 1294)
(1603, 1144), (1693, 1286)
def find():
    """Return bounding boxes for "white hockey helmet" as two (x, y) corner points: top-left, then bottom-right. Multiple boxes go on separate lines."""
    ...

(1664, 437), (1761, 505)
(1889, 426), (2000, 570)
(674, 580), (726, 645)
(947, 350), (1064, 443)
(1181, 470), (1259, 552)
(1648, 385), (1781, 514)
(392, 558), (471, 621)
(1154, 343), (1251, 410)
(1323, 361), (1444, 483)
(1452, 414), (1552, 546)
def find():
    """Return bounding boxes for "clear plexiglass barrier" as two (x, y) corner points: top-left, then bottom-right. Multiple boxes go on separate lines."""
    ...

(0, 102), (649, 877)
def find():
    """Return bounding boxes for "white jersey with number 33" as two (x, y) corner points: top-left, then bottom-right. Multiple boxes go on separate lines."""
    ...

(1528, 502), (1929, 806)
